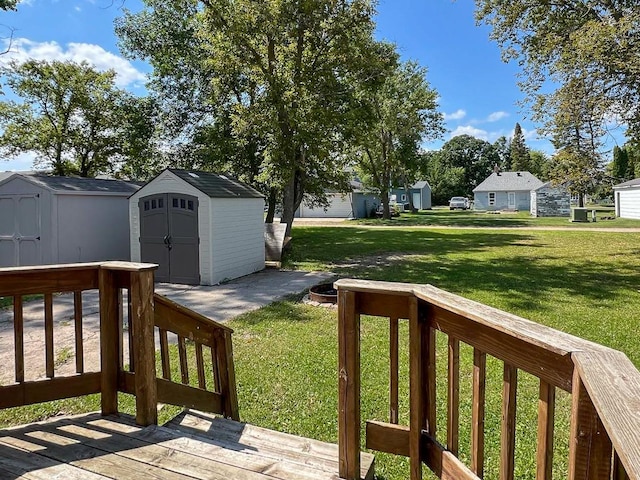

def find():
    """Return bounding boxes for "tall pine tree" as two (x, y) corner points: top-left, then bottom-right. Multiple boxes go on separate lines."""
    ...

(509, 123), (530, 171)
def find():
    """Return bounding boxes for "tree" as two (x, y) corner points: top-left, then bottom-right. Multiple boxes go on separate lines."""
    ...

(543, 77), (606, 206)
(353, 61), (444, 219)
(0, 1), (17, 11)
(475, 0), (640, 141)
(610, 146), (630, 181)
(0, 60), (155, 177)
(529, 150), (551, 181)
(438, 135), (499, 195)
(420, 150), (465, 205)
(492, 135), (511, 171)
(509, 123), (529, 171)
(118, 0), (385, 235)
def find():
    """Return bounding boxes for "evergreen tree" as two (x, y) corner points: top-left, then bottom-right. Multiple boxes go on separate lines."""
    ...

(509, 123), (530, 171)
(611, 146), (629, 181)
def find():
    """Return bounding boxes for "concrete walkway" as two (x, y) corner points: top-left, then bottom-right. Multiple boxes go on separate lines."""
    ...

(0, 269), (333, 385)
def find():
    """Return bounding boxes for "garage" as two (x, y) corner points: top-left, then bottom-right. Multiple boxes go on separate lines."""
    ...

(129, 169), (265, 285)
(0, 173), (139, 267)
(614, 178), (640, 219)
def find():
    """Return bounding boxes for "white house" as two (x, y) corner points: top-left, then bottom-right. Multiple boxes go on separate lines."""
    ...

(613, 178), (640, 220)
(473, 172), (544, 211)
(0, 173), (139, 267)
(129, 169), (265, 285)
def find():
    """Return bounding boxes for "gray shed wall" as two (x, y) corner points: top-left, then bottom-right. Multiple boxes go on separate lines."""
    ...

(56, 194), (131, 263)
(531, 187), (570, 217)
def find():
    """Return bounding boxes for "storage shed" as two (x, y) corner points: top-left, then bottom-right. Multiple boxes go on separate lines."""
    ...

(295, 180), (379, 219)
(613, 178), (640, 219)
(530, 182), (571, 217)
(129, 169), (265, 285)
(0, 173), (139, 267)
(391, 180), (432, 210)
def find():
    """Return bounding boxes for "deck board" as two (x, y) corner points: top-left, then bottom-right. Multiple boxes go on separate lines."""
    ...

(0, 412), (375, 480)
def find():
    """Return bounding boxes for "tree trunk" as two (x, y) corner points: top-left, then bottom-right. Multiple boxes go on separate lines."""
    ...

(265, 188), (277, 224)
(280, 168), (305, 237)
(380, 190), (391, 220)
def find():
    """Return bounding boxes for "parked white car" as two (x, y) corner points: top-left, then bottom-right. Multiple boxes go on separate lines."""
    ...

(449, 197), (469, 210)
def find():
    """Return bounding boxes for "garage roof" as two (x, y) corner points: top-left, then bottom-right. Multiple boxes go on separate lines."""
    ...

(613, 178), (640, 189)
(169, 169), (264, 198)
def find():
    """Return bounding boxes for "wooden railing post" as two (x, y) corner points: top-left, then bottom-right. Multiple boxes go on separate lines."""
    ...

(409, 296), (424, 480)
(216, 330), (240, 420)
(129, 268), (158, 426)
(338, 288), (360, 480)
(99, 267), (120, 416)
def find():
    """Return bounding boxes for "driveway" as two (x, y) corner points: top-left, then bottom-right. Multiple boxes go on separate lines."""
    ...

(0, 269), (333, 385)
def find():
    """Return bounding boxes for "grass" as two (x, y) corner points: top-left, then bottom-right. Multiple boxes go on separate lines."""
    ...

(1, 223), (639, 479)
(353, 207), (640, 229)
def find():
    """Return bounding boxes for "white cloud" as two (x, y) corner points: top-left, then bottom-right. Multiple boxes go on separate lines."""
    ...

(1, 38), (146, 88)
(450, 125), (489, 141)
(444, 109), (466, 121)
(486, 111), (509, 122)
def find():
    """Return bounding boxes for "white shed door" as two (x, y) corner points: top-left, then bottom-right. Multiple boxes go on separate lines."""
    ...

(412, 192), (421, 210)
(0, 194), (41, 267)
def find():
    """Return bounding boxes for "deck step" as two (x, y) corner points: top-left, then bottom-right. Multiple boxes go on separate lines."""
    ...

(164, 410), (375, 480)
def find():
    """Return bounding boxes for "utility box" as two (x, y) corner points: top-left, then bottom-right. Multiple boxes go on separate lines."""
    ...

(570, 207), (588, 222)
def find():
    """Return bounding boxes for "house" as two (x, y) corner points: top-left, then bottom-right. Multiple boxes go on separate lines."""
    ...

(0, 173), (139, 267)
(391, 181), (432, 210)
(129, 168), (265, 285)
(530, 182), (571, 217)
(473, 171), (544, 211)
(295, 180), (379, 219)
(613, 178), (640, 219)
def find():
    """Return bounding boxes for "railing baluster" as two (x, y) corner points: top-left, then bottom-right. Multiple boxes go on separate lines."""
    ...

(447, 337), (460, 456)
(44, 293), (54, 378)
(568, 367), (612, 479)
(178, 335), (189, 384)
(73, 291), (84, 373)
(425, 312), (437, 439)
(211, 343), (221, 393)
(472, 348), (486, 477)
(501, 363), (518, 480)
(159, 328), (171, 380)
(195, 342), (206, 389)
(389, 316), (399, 424)
(409, 296), (424, 480)
(536, 380), (555, 480)
(13, 295), (24, 383)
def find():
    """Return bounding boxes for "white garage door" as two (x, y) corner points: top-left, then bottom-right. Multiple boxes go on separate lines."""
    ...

(298, 194), (353, 218)
(0, 194), (42, 267)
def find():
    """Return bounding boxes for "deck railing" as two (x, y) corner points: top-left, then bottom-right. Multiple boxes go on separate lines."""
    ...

(0, 262), (238, 426)
(336, 279), (640, 480)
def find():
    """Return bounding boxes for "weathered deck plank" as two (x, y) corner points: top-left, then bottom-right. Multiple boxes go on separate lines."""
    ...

(0, 411), (375, 480)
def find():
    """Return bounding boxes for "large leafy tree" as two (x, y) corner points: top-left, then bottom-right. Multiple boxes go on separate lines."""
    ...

(475, 0), (640, 142)
(118, 0), (383, 235)
(438, 135), (499, 195)
(419, 150), (465, 205)
(0, 0), (17, 11)
(0, 60), (155, 177)
(353, 61), (444, 219)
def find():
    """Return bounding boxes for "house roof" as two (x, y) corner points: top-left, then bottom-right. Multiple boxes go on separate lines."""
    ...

(168, 169), (264, 198)
(2, 173), (140, 194)
(613, 178), (640, 189)
(473, 171), (544, 192)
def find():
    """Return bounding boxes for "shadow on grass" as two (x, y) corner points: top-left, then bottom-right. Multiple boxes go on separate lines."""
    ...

(356, 209), (537, 228)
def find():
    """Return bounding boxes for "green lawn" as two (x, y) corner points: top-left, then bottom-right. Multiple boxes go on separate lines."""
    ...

(354, 207), (640, 228)
(1, 225), (639, 479)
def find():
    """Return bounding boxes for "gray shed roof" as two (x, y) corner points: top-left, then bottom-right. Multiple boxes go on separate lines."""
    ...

(169, 169), (264, 198)
(24, 174), (140, 193)
(613, 178), (640, 189)
(473, 171), (544, 192)
(412, 180), (430, 190)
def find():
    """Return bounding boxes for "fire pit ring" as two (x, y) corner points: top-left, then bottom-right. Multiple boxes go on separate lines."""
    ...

(309, 283), (337, 304)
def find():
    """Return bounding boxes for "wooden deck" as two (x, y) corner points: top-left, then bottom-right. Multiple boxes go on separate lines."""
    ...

(0, 410), (375, 480)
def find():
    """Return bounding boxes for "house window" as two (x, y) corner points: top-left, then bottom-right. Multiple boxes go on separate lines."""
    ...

(488, 192), (496, 206)
(401, 194), (407, 202)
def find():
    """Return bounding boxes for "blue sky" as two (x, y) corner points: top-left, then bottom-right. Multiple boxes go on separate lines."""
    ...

(0, 0), (623, 171)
